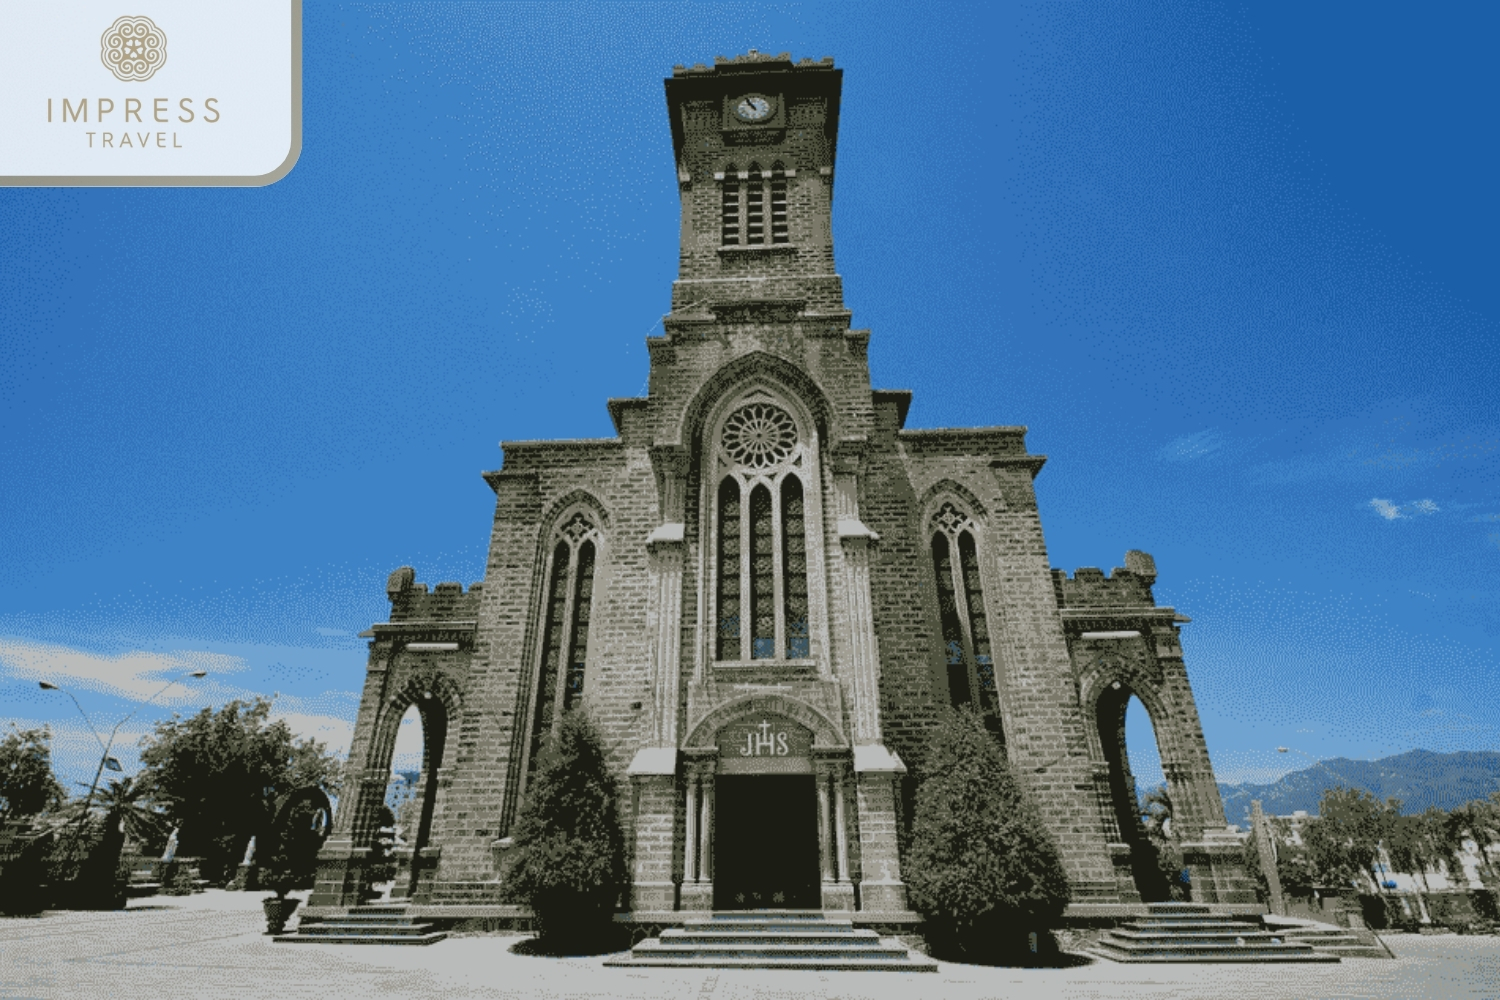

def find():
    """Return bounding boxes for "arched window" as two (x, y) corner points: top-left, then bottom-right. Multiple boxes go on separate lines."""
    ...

(714, 400), (813, 661)
(528, 511), (599, 774)
(930, 503), (1000, 726)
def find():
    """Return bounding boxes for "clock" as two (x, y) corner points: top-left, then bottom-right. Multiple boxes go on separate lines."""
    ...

(734, 94), (775, 123)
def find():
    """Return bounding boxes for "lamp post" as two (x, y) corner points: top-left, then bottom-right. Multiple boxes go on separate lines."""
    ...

(40, 671), (207, 845)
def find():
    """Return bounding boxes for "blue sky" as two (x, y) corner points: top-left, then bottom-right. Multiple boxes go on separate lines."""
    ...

(3, 2), (1497, 797)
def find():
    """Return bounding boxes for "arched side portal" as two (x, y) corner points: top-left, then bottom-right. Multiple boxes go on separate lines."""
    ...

(355, 670), (460, 899)
(1095, 681), (1173, 903)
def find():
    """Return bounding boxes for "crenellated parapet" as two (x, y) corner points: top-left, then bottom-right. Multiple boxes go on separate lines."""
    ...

(384, 567), (484, 623)
(1051, 550), (1158, 610)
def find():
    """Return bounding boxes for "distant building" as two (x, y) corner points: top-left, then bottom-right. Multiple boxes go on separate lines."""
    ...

(311, 51), (1250, 916)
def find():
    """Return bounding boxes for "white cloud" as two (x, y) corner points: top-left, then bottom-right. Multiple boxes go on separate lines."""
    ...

(1158, 429), (1224, 462)
(1368, 498), (1439, 521)
(0, 637), (244, 704)
(270, 709), (355, 757)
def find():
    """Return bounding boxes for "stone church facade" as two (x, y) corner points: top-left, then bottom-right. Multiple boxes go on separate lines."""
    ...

(311, 52), (1252, 918)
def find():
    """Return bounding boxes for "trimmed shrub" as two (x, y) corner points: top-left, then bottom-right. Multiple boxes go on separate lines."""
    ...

(905, 708), (1072, 964)
(501, 710), (627, 952)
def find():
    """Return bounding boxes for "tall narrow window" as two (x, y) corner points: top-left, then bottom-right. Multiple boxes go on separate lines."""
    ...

(781, 476), (809, 657)
(770, 163), (789, 244)
(744, 162), (765, 244)
(527, 512), (600, 775)
(957, 532), (997, 713)
(713, 399), (814, 663)
(720, 165), (740, 245)
(530, 540), (571, 771)
(930, 503), (1002, 730)
(563, 541), (596, 711)
(931, 533), (970, 707)
(716, 478), (742, 660)
(750, 484), (775, 657)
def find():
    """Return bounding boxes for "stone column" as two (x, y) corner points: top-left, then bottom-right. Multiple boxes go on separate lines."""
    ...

(311, 639), (392, 908)
(816, 768), (833, 882)
(822, 758), (855, 910)
(832, 442), (883, 746)
(647, 444), (689, 747)
(830, 441), (908, 913)
(700, 775), (713, 883)
(1252, 800), (1285, 915)
(680, 753), (714, 910)
(684, 772), (698, 884)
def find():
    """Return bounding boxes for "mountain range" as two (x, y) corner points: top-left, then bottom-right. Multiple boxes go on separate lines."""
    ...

(1214, 750), (1500, 828)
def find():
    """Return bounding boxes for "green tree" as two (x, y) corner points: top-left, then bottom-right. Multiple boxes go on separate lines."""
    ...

(138, 698), (342, 884)
(501, 710), (627, 951)
(0, 725), (66, 823)
(1303, 787), (1396, 890)
(905, 708), (1072, 963)
(1140, 787), (1189, 902)
(1386, 811), (1443, 891)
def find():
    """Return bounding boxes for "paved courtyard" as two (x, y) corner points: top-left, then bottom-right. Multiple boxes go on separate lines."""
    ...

(2, 891), (1498, 1000)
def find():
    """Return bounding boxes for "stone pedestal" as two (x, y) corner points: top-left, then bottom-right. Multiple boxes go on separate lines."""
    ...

(821, 881), (855, 911)
(1183, 832), (1258, 905)
(308, 840), (370, 908)
(680, 881), (714, 910)
(628, 748), (678, 913)
(852, 745), (907, 914)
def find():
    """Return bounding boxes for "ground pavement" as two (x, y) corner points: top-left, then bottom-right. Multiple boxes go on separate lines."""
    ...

(1, 891), (1497, 1000)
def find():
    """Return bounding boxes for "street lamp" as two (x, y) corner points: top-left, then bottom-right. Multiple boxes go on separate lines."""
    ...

(40, 671), (208, 843)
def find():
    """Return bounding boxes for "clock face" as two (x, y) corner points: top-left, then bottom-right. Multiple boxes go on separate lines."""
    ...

(735, 95), (774, 122)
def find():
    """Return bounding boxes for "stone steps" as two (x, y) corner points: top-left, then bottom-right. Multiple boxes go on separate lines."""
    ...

(606, 910), (936, 971)
(274, 902), (447, 946)
(1262, 919), (1393, 959)
(1092, 904), (1337, 964)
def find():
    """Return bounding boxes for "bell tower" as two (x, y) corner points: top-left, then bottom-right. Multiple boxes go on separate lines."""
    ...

(664, 51), (846, 321)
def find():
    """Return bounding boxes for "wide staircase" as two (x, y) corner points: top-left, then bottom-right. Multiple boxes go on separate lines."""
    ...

(1093, 903), (1339, 963)
(1261, 915), (1392, 959)
(605, 911), (937, 971)
(274, 902), (448, 946)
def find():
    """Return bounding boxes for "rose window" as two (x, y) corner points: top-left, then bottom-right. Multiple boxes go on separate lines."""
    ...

(722, 403), (797, 469)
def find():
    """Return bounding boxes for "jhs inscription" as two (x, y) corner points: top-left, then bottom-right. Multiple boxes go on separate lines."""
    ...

(740, 720), (790, 757)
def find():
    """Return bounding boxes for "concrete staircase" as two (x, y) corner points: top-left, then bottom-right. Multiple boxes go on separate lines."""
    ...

(1262, 916), (1392, 959)
(274, 903), (448, 946)
(605, 911), (937, 971)
(1093, 903), (1339, 963)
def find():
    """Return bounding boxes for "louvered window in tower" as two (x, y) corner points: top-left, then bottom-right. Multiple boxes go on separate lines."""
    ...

(770, 163), (789, 244)
(744, 162), (765, 244)
(720, 165), (741, 245)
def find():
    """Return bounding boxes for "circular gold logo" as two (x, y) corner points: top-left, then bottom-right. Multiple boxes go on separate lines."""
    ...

(101, 15), (167, 82)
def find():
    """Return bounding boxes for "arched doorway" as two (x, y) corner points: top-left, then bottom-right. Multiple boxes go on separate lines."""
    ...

(1097, 682), (1174, 902)
(711, 715), (821, 909)
(375, 685), (449, 899)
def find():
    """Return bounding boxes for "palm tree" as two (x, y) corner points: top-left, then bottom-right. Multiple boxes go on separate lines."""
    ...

(95, 777), (167, 854)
